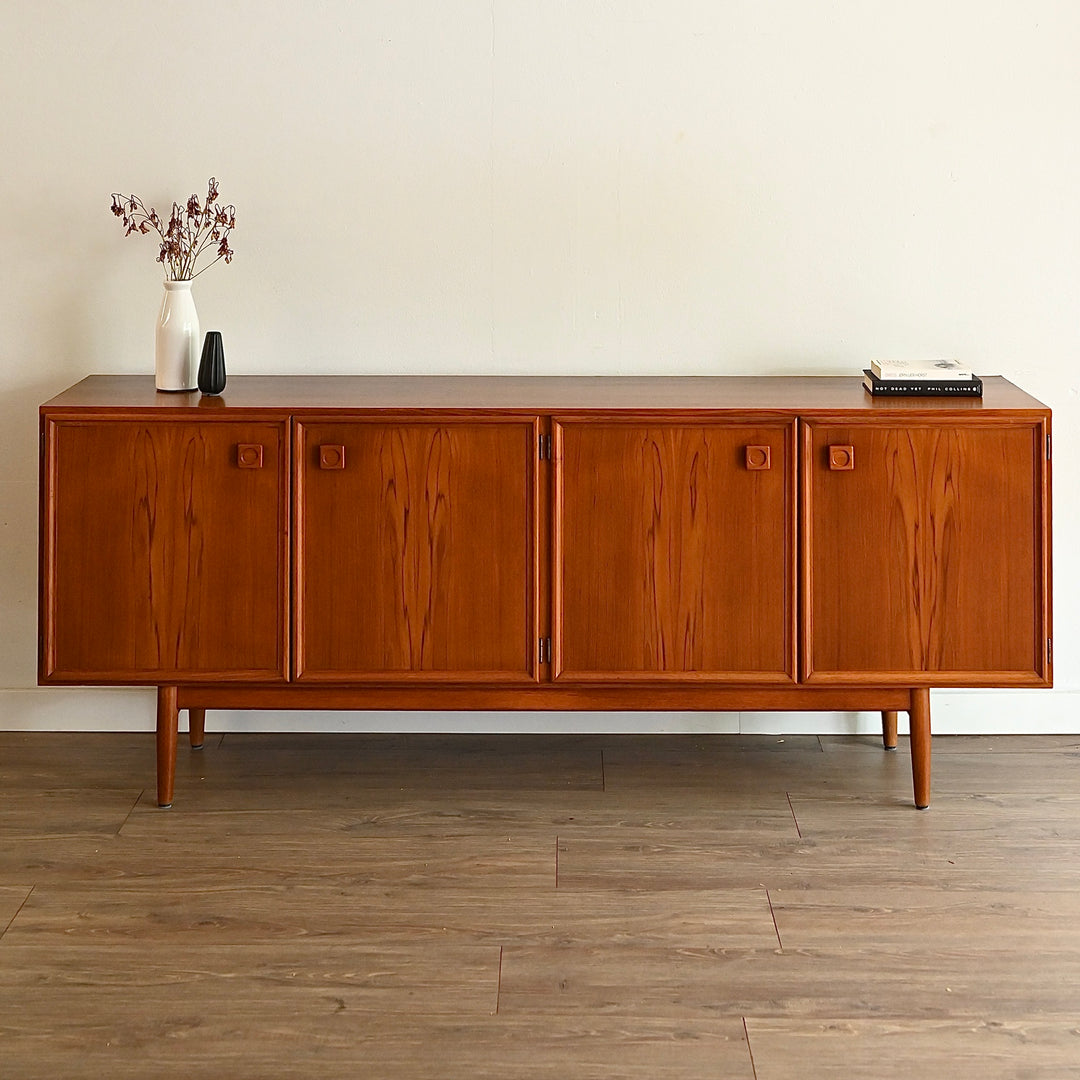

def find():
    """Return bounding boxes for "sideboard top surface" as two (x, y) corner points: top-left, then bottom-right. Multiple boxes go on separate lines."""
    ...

(41, 374), (1049, 415)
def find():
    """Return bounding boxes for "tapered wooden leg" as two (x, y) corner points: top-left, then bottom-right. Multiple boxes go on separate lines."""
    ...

(188, 707), (206, 750)
(881, 710), (898, 751)
(156, 685), (179, 809)
(908, 688), (931, 810)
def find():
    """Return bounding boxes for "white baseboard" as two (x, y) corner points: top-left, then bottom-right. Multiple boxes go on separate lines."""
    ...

(1, 687), (1076, 735)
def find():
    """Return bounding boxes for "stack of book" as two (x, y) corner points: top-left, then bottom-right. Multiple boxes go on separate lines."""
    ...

(863, 358), (982, 397)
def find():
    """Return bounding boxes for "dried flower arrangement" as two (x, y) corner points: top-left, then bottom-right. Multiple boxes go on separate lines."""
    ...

(110, 177), (236, 281)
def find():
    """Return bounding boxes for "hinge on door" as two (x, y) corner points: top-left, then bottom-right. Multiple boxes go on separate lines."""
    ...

(1048, 637), (1053, 665)
(1047, 433), (1052, 461)
(539, 636), (552, 664)
(538, 434), (552, 461)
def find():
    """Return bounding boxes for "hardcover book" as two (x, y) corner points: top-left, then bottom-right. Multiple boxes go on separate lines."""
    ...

(869, 357), (975, 381)
(863, 370), (983, 397)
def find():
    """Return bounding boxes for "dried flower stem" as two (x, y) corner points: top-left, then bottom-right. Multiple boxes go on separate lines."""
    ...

(110, 177), (236, 281)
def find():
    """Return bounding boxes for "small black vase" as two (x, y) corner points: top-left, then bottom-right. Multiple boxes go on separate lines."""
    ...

(197, 331), (226, 395)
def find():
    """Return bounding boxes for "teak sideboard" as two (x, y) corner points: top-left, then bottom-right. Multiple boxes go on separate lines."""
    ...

(39, 375), (1053, 808)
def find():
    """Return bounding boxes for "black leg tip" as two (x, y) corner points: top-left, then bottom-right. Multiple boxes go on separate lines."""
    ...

(157, 802), (172, 809)
(883, 745), (897, 752)
(190, 742), (204, 750)
(916, 803), (929, 811)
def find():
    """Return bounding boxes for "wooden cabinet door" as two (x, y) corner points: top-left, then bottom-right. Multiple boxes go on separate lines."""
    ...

(803, 419), (1051, 685)
(553, 419), (796, 682)
(41, 419), (289, 682)
(295, 418), (539, 682)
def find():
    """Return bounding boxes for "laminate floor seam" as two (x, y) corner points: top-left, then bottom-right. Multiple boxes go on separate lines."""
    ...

(115, 792), (142, 835)
(0, 885), (35, 940)
(785, 793), (802, 838)
(743, 1016), (759, 1080)
(765, 888), (783, 951)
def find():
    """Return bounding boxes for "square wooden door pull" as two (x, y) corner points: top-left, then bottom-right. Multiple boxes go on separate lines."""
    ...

(829, 445), (855, 470)
(237, 444), (264, 469)
(319, 445), (346, 470)
(745, 445), (771, 470)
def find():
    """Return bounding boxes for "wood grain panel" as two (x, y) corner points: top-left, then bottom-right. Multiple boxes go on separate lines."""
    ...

(555, 832), (809, 892)
(42, 420), (288, 682)
(295, 419), (538, 681)
(788, 791), (1080, 843)
(497, 944), (1080, 1019)
(768, 886), (1080, 951)
(597, 737), (918, 802)
(554, 419), (795, 681)
(176, 683), (911, 712)
(41, 372), (1050, 413)
(555, 804), (1080, 892)
(203, 731), (604, 790)
(0, 733), (165, 790)
(746, 1019), (1080, 1080)
(5, 884), (777, 949)
(0, 941), (501, 1014)
(0, 1013), (751, 1080)
(1, 834), (555, 890)
(0, 788), (141, 840)
(803, 420), (1049, 684)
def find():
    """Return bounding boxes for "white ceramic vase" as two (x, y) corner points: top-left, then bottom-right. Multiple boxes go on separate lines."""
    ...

(155, 279), (199, 391)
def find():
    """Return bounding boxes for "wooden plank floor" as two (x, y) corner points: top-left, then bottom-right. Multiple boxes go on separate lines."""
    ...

(2, 731), (1079, 1079)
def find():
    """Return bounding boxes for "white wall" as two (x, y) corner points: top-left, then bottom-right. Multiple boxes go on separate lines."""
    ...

(2, 1), (1077, 734)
